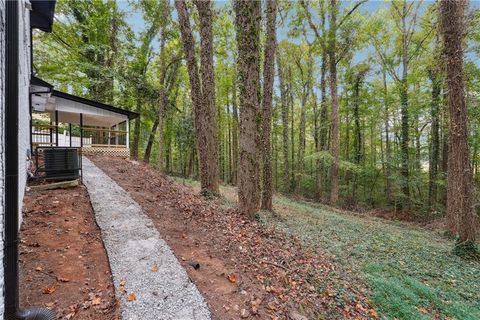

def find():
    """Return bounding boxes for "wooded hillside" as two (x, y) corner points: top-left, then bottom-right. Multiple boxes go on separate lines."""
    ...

(34, 0), (479, 254)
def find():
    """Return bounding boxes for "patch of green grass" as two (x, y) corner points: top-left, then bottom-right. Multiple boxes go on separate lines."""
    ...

(260, 196), (480, 320)
(168, 175), (199, 187)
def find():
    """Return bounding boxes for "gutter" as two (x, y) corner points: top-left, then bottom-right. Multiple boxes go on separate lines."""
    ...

(4, 2), (55, 319)
(4, 0), (21, 315)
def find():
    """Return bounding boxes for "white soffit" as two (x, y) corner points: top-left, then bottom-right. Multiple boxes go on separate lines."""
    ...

(40, 96), (128, 126)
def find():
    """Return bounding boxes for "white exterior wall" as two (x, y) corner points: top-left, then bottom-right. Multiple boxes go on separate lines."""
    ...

(0, 0), (6, 317)
(18, 0), (31, 228)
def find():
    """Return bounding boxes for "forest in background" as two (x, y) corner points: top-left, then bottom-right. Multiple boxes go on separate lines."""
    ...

(33, 0), (479, 252)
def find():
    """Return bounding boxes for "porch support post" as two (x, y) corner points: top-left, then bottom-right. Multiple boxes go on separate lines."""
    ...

(115, 123), (119, 146)
(69, 123), (72, 147)
(55, 110), (59, 146)
(126, 119), (130, 148)
(80, 113), (83, 148)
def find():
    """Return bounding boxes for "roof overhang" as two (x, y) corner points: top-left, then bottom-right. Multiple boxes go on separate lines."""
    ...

(30, 77), (139, 126)
(30, 1), (56, 33)
(52, 90), (139, 120)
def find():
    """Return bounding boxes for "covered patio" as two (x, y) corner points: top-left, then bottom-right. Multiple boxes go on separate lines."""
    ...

(30, 76), (139, 158)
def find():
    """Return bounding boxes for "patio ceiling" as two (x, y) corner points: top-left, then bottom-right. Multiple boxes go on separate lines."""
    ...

(30, 76), (139, 127)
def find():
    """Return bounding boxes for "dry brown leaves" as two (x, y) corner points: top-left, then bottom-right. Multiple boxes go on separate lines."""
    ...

(90, 155), (377, 319)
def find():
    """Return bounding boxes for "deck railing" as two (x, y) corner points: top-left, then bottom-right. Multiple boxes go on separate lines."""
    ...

(32, 124), (58, 147)
(81, 128), (127, 148)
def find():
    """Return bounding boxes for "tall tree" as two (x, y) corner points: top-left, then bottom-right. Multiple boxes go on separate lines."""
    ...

(328, 0), (340, 204)
(440, 0), (477, 253)
(427, 48), (442, 210)
(175, 0), (220, 194)
(261, 0), (277, 211)
(294, 49), (312, 195)
(235, 0), (262, 216)
(277, 50), (290, 193)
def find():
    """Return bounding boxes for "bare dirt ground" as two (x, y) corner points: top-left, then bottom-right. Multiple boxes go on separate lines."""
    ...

(20, 185), (119, 320)
(89, 155), (377, 320)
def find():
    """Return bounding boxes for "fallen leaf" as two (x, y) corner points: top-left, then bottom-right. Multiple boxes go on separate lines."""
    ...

(42, 286), (56, 294)
(35, 266), (43, 272)
(289, 310), (309, 320)
(91, 297), (101, 305)
(119, 280), (126, 293)
(127, 292), (136, 301)
(240, 308), (249, 318)
(227, 273), (237, 284)
(418, 307), (428, 315)
(151, 264), (158, 272)
(57, 276), (70, 282)
(65, 312), (75, 319)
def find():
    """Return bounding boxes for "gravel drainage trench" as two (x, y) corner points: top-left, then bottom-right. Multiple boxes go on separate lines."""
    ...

(82, 157), (211, 320)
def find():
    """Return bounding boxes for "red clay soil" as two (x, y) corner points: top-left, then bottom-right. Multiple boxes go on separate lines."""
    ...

(89, 155), (377, 320)
(19, 185), (119, 320)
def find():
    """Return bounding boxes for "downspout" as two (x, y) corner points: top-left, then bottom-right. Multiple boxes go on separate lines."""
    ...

(4, 1), (55, 319)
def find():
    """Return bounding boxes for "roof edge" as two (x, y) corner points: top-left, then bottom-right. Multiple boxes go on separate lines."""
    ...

(52, 90), (139, 120)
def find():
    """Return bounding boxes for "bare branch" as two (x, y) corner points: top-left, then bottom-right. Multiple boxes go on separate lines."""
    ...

(338, 0), (368, 29)
(299, 0), (323, 41)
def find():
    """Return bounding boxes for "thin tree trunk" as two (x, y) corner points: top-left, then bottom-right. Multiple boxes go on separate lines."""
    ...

(383, 70), (393, 204)
(440, 0), (477, 246)
(352, 70), (366, 201)
(144, 116), (160, 163)
(428, 65), (442, 210)
(261, 0), (277, 211)
(317, 28), (328, 200)
(235, 0), (262, 217)
(145, 19), (168, 164)
(131, 99), (141, 160)
(294, 55), (311, 195)
(400, 0), (410, 207)
(329, 0), (340, 204)
(277, 53), (290, 193)
(232, 75), (239, 185)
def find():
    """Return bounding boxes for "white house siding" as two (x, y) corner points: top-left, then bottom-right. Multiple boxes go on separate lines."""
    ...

(0, 0), (6, 317)
(18, 0), (31, 229)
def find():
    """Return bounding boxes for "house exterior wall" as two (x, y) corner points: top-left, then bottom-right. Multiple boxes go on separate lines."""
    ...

(18, 0), (31, 226)
(0, 0), (6, 317)
(0, 0), (31, 316)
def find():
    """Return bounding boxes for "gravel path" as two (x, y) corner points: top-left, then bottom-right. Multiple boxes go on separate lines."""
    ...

(82, 157), (211, 320)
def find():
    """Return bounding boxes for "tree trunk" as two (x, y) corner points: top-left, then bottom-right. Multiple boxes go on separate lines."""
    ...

(441, 0), (477, 247)
(400, 0), (410, 207)
(144, 116), (160, 163)
(131, 99), (141, 160)
(428, 66), (442, 210)
(329, 0), (340, 205)
(294, 55), (311, 195)
(235, 0), (262, 217)
(261, 0), (277, 211)
(317, 33), (328, 200)
(352, 71), (365, 201)
(277, 53), (290, 193)
(176, 0), (220, 194)
(145, 19), (168, 164)
(383, 70), (393, 204)
(232, 74), (239, 185)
